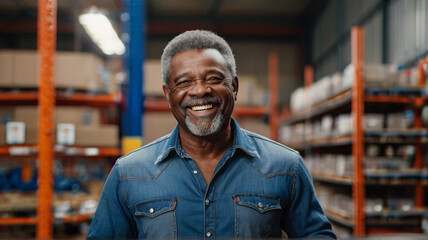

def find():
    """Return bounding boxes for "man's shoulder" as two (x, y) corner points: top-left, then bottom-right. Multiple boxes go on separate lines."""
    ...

(242, 129), (299, 157)
(240, 129), (301, 176)
(115, 134), (173, 181)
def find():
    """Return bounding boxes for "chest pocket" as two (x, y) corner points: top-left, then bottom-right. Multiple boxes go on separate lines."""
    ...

(135, 198), (177, 239)
(233, 194), (281, 238)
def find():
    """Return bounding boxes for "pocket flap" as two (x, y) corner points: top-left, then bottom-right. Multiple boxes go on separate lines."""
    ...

(135, 198), (177, 218)
(233, 194), (281, 213)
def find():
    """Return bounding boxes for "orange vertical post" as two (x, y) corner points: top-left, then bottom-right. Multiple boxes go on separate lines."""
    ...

(37, 0), (56, 239)
(351, 27), (366, 236)
(304, 65), (314, 88)
(269, 53), (279, 141)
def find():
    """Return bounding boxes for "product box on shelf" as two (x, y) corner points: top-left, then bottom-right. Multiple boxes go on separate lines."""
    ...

(75, 125), (118, 147)
(236, 75), (267, 106)
(364, 63), (399, 88)
(386, 111), (414, 130)
(0, 125), (5, 145)
(56, 51), (103, 91)
(0, 51), (13, 87)
(143, 112), (177, 144)
(364, 114), (384, 131)
(237, 117), (270, 138)
(13, 106), (101, 128)
(0, 50), (104, 92)
(144, 59), (164, 96)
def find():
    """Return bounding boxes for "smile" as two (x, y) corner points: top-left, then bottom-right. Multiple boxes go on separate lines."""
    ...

(191, 104), (213, 111)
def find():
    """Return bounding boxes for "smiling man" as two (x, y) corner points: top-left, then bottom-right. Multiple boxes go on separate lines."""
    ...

(87, 30), (336, 239)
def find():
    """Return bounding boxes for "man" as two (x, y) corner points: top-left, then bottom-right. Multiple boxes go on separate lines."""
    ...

(87, 30), (336, 239)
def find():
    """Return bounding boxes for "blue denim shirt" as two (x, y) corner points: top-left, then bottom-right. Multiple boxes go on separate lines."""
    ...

(87, 119), (336, 239)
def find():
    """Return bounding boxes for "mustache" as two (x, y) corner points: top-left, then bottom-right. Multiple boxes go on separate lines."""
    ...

(181, 97), (222, 108)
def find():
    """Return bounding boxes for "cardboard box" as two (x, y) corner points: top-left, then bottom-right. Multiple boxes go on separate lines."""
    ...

(0, 51), (14, 87)
(143, 112), (177, 144)
(1, 50), (103, 91)
(56, 106), (101, 126)
(13, 50), (39, 88)
(0, 107), (13, 125)
(55, 52), (86, 90)
(238, 118), (270, 138)
(75, 125), (119, 147)
(25, 126), (38, 144)
(144, 60), (164, 96)
(0, 125), (5, 145)
(13, 106), (101, 128)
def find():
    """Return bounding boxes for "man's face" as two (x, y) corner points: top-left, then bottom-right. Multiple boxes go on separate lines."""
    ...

(163, 48), (238, 137)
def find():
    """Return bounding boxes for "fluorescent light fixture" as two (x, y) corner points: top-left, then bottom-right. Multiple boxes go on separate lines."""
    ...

(79, 9), (125, 55)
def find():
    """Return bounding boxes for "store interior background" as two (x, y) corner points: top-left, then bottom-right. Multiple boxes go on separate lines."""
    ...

(1, 0), (428, 238)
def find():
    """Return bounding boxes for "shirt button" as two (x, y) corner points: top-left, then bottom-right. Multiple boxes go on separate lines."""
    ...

(193, 170), (198, 174)
(206, 232), (212, 237)
(205, 199), (210, 205)
(149, 208), (154, 213)
(258, 202), (263, 208)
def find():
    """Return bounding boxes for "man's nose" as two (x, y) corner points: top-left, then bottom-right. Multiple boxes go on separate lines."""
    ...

(188, 80), (212, 97)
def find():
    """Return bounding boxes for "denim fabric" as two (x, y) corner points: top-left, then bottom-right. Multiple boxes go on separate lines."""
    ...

(87, 119), (336, 239)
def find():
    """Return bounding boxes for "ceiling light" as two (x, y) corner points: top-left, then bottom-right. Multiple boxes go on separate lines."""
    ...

(79, 9), (125, 55)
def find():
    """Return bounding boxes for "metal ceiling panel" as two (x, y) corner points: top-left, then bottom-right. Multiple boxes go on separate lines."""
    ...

(218, 0), (312, 16)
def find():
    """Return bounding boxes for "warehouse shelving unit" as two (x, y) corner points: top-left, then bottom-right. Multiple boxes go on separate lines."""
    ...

(280, 27), (428, 236)
(0, 1), (121, 238)
(0, 91), (121, 236)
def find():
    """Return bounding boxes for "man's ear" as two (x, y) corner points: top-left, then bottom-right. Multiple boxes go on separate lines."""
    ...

(162, 85), (171, 108)
(232, 76), (239, 101)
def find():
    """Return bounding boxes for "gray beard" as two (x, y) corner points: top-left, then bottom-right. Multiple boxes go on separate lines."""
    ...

(185, 111), (225, 136)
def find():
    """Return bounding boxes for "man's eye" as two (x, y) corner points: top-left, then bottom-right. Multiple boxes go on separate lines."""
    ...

(207, 77), (222, 83)
(176, 80), (191, 86)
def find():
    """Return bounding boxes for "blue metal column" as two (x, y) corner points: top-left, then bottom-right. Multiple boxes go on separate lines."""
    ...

(122, 0), (145, 154)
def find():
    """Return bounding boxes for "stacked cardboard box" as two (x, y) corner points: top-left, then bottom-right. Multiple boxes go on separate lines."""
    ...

(0, 50), (104, 92)
(0, 106), (118, 147)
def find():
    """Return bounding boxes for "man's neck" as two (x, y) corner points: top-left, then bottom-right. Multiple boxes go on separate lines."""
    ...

(178, 121), (234, 162)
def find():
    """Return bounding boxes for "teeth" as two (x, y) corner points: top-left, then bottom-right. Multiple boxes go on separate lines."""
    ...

(191, 104), (213, 111)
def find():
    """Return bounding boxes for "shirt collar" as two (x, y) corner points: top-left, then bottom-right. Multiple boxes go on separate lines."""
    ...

(155, 118), (260, 164)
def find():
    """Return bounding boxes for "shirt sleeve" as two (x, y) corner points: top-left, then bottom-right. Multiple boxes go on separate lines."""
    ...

(87, 163), (137, 239)
(282, 156), (337, 239)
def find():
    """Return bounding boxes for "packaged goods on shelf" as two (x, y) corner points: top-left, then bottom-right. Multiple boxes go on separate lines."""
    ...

(305, 154), (353, 178)
(386, 111), (414, 130)
(364, 114), (384, 131)
(331, 194), (354, 219)
(290, 87), (307, 112)
(143, 112), (177, 144)
(364, 63), (399, 88)
(236, 75), (267, 106)
(278, 125), (292, 144)
(75, 125), (118, 147)
(320, 115), (333, 139)
(238, 117), (270, 138)
(0, 51), (13, 87)
(144, 59), (163, 96)
(397, 67), (419, 87)
(342, 64), (354, 91)
(364, 157), (411, 172)
(366, 198), (383, 213)
(0, 50), (104, 92)
(387, 198), (415, 211)
(330, 72), (343, 95)
(12, 106), (101, 128)
(334, 114), (352, 136)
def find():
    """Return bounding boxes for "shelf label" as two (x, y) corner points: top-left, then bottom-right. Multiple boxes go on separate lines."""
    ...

(9, 147), (32, 155)
(84, 148), (99, 156)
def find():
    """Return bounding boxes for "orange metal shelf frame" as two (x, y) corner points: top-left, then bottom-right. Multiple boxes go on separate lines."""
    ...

(0, 92), (117, 107)
(0, 145), (121, 157)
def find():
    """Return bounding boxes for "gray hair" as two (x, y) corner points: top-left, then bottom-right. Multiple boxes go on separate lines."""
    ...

(161, 30), (236, 86)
